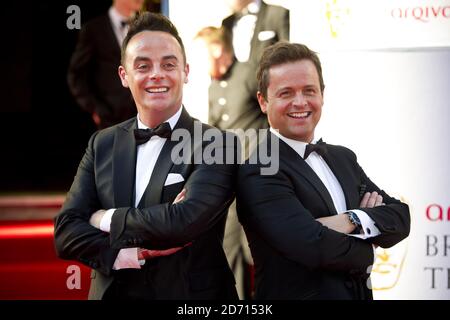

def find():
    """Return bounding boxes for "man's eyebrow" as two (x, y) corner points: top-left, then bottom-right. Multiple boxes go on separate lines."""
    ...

(161, 55), (178, 61)
(133, 55), (178, 63)
(275, 86), (292, 94)
(133, 56), (150, 63)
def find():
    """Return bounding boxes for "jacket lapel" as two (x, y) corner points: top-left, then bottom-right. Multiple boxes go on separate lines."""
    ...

(139, 107), (194, 208)
(250, 2), (267, 58)
(113, 118), (138, 207)
(320, 147), (359, 210)
(273, 133), (338, 215)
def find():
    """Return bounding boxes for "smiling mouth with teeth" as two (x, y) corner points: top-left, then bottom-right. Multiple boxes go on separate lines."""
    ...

(287, 111), (312, 119)
(145, 87), (169, 93)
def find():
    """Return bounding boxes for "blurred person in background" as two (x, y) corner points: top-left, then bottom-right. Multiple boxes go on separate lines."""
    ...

(67, 0), (144, 129)
(196, 25), (264, 299)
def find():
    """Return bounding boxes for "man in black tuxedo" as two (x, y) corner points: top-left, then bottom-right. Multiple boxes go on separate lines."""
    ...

(55, 12), (238, 300)
(67, 0), (143, 128)
(236, 42), (410, 299)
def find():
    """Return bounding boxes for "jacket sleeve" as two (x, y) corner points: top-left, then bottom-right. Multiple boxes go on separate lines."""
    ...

(356, 163), (411, 248)
(236, 163), (374, 274)
(54, 132), (119, 276)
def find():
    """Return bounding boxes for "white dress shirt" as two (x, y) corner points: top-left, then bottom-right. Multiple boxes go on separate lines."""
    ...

(108, 6), (130, 47)
(270, 128), (380, 240)
(232, 0), (261, 62)
(100, 107), (182, 269)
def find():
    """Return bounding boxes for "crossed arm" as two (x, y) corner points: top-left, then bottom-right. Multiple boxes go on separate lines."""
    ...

(89, 190), (190, 266)
(236, 166), (375, 273)
(54, 132), (237, 275)
(316, 191), (384, 235)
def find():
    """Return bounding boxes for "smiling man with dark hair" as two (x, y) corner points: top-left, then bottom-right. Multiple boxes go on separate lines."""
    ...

(237, 42), (410, 300)
(55, 12), (238, 300)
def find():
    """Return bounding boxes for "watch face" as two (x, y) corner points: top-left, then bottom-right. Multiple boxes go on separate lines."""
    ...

(349, 212), (361, 226)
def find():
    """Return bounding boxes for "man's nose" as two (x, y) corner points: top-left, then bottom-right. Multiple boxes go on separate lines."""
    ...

(292, 92), (307, 107)
(150, 67), (164, 81)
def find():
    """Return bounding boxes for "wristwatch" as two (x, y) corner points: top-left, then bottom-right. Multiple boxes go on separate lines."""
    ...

(345, 211), (362, 233)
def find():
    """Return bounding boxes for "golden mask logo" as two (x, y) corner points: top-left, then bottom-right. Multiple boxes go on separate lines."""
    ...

(325, 0), (351, 38)
(371, 196), (410, 291)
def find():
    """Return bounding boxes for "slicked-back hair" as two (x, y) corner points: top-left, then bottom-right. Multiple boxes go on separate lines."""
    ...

(121, 12), (186, 66)
(257, 42), (325, 100)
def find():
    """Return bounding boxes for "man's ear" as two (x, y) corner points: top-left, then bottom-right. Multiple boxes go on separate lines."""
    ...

(183, 63), (190, 84)
(257, 91), (267, 114)
(118, 65), (129, 88)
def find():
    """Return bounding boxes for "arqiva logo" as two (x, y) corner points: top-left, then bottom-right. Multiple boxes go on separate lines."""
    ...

(391, 5), (450, 22)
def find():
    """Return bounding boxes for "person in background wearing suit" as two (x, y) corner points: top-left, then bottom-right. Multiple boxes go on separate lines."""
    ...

(236, 42), (410, 299)
(218, 0), (289, 130)
(222, 0), (289, 67)
(55, 12), (238, 300)
(67, 0), (144, 129)
(195, 25), (263, 300)
(195, 26), (267, 143)
(209, 0), (289, 299)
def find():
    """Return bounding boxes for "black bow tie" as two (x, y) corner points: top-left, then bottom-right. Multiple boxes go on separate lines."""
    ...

(304, 138), (327, 159)
(134, 122), (172, 145)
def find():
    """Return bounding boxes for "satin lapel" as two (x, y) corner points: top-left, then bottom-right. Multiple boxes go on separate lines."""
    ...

(320, 147), (357, 210)
(274, 133), (338, 215)
(113, 119), (138, 207)
(140, 108), (194, 208)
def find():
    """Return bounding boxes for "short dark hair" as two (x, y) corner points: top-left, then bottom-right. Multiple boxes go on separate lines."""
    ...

(257, 42), (325, 100)
(121, 12), (186, 66)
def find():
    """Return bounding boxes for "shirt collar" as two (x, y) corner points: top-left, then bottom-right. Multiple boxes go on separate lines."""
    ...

(269, 127), (319, 159)
(137, 105), (183, 130)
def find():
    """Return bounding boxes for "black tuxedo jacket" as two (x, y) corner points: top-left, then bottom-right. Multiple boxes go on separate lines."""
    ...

(67, 14), (136, 128)
(54, 108), (238, 299)
(236, 131), (410, 299)
(222, 1), (290, 66)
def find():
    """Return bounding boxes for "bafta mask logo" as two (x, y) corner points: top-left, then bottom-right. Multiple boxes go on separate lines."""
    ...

(325, 0), (351, 38)
(371, 238), (408, 290)
(370, 196), (410, 291)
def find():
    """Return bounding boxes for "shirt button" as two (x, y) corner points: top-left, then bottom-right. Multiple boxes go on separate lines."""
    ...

(220, 81), (228, 88)
(218, 97), (227, 106)
(221, 114), (229, 121)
